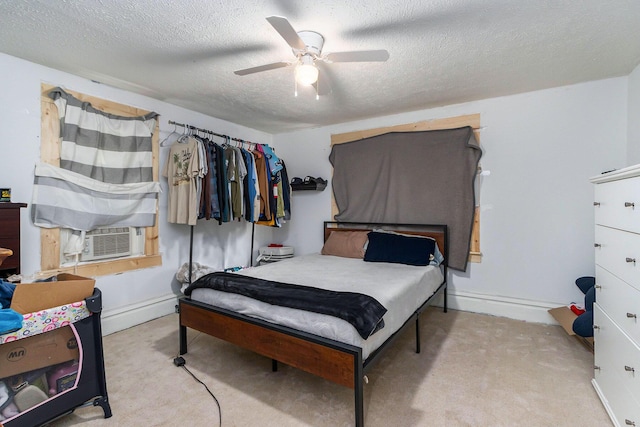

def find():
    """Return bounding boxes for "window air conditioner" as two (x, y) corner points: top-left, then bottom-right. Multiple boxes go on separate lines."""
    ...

(81, 227), (132, 261)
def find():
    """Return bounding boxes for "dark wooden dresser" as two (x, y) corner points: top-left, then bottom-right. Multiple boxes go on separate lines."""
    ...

(0, 202), (27, 276)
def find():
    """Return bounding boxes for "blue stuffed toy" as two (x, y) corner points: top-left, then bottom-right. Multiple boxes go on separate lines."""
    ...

(0, 278), (22, 335)
(572, 276), (596, 337)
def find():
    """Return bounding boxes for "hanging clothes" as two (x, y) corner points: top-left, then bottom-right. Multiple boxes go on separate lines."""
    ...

(224, 146), (240, 220)
(162, 136), (200, 225)
(198, 137), (212, 220)
(231, 146), (247, 220)
(256, 148), (277, 227)
(261, 144), (283, 175)
(253, 149), (271, 221)
(204, 138), (221, 221)
(194, 136), (207, 220)
(213, 143), (229, 223)
(241, 148), (260, 222)
(161, 121), (290, 228)
(280, 161), (292, 221)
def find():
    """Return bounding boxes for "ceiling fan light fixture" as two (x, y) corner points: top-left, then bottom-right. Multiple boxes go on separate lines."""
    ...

(234, 16), (389, 98)
(295, 56), (318, 86)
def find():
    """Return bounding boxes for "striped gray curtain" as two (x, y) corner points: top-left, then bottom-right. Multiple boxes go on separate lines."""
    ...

(31, 88), (160, 231)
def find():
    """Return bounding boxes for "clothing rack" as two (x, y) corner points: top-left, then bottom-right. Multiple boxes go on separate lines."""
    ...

(167, 120), (255, 146)
(166, 119), (263, 285)
(186, 222), (256, 285)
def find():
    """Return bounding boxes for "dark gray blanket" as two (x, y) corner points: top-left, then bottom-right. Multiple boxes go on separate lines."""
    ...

(184, 272), (387, 339)
(330, 126), (482, 271)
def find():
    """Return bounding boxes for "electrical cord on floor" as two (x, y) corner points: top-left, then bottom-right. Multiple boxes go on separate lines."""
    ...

(174, 356), (222, 427)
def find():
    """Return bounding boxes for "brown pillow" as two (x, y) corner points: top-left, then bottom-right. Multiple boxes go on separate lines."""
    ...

(321, 231), (369, 259)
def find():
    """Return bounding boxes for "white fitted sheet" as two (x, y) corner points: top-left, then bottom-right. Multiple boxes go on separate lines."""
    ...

(190, 254), (444, 359)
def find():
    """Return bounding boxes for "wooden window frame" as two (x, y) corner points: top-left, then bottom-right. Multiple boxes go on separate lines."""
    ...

(38, 83), (161, 277)
(330, 113), (482, 263)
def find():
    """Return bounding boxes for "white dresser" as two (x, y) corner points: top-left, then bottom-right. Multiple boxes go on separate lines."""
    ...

(591, 165), (640, 427)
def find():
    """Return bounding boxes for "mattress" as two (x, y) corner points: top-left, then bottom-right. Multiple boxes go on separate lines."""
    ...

(189, 253), (444, 359)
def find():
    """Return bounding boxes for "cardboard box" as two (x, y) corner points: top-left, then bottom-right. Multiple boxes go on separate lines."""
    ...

(11, 273), (95, 314)
(0, 325), (79, 378)
(548, 306), (594, 351)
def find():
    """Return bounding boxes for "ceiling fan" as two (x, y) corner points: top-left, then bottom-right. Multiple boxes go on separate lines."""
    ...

(234, 16), (390, 97)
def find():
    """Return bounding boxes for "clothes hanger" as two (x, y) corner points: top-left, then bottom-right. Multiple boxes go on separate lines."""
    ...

(160, 122), (180, 147)
(209, 130), (218, 141)
(177, 124), (190, 143)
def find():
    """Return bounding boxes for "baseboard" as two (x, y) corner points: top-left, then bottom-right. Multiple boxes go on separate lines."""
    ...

(99, 289), (560, 336)
(101, 294), (179, 336)
(431, 289), (560, 324)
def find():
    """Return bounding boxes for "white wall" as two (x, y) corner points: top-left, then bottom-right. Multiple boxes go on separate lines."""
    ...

(273, 78), (628, 323)
(0, 53), (276, 333)
(1, 49), (633, 331)
(628, 63), (640, 164)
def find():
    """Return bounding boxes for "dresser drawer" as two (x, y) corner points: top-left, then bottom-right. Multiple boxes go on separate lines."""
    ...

(593, 374), (640, 427)
(594, 305), (640, 427)
(594, 175), (640, 233)
(596, 265), (640, 344)
(595, 226), (640, 291)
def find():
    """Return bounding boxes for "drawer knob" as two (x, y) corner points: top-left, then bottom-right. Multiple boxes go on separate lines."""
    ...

(625, 202), (635, 208)
(624, 365), (635, 373)
(594, 243), (601, 248)
(625, 420), (636, 426)
(627, 313), (637, 319)
(593, 325), (600, 330)
(594, 284), (602, 289)
(594, 202), (601, 207)
(626, 257), (636, 264)
(594, 365), (601, 371)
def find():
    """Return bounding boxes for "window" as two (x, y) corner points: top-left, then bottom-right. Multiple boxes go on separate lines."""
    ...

(39, 84), (161, 277)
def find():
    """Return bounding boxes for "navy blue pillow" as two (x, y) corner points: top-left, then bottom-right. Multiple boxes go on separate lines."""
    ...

(364, 232), (435, 266)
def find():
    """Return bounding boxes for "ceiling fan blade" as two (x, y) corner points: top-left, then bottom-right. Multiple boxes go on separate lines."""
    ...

(324, 50), (390, 63)
(266, 16), (306, 51)
(234, 62), (290, 76)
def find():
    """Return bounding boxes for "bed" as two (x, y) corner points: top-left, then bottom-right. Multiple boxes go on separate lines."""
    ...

(178, 221), (448, 427)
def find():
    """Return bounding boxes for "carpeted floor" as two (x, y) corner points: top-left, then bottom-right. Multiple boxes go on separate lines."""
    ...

(46, 308), (611, 427)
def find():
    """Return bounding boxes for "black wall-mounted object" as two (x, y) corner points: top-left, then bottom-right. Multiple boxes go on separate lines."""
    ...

(291, 176), (326, 192)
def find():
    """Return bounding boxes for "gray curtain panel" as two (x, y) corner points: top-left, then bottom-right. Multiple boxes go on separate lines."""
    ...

(329, 126), (482, 271)
(32, 88), (160, 232)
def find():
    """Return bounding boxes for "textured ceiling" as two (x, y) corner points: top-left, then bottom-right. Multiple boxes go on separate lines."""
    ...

(1, 0), (639, 134)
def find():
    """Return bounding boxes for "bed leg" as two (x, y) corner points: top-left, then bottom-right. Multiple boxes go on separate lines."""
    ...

(355, 360), (364, 427)
(443, 284), (448, 313)
(355, 384), (364, 427)
(415, 316), (421, 354)
(179, 324), (187, 355)
(272, 359), (278, 372)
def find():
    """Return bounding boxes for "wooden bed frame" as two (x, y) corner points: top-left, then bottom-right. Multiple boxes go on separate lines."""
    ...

(178, 221), (448, 427)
